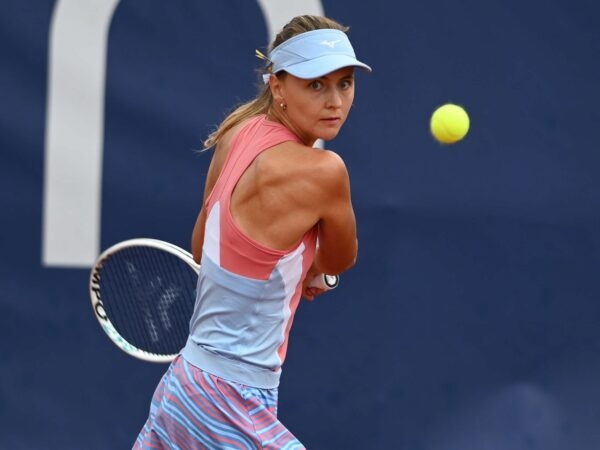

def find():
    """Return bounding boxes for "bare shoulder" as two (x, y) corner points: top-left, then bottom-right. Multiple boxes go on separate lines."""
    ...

(253, 142), (351, 217)
(305, 146), (350, 195)
(279, 141), (349, 180)
(314, 147), (349, 179)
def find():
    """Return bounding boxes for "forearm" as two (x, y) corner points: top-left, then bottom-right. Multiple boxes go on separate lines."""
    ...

(313, 237), (358, 275)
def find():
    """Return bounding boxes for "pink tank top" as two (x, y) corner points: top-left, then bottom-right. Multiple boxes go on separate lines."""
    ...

(204, 115), (318, 279)
(183, 115), (318, 388)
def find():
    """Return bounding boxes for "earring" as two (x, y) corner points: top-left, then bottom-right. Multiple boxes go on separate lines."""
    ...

(280, 103), (287, 111)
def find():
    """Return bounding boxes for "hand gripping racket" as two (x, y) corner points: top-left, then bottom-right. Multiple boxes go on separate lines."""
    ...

(89, 238), (338, 363)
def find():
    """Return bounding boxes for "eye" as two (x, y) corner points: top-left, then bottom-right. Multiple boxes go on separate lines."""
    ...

(340, 78), (354, 90)
(309, 80), (323, 90)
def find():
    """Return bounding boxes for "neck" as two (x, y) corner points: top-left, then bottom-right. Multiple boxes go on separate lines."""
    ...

(266, 106), (316, 146)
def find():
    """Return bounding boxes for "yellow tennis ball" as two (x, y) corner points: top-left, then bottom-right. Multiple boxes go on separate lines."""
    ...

(430, 103), (470, 144)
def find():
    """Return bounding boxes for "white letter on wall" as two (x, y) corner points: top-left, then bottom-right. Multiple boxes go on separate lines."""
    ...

(256, 0), (324, 41)
(42, 0), (120, 267)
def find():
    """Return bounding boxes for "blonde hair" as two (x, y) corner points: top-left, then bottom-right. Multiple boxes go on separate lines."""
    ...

(202, 15), (349, 150)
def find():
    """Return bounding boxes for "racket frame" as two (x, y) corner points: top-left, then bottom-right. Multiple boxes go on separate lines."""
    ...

(89, 238), (199, 363)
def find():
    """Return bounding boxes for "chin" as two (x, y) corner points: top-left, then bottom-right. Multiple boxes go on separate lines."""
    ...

(320, 132), (340, 142)
(317, 128), (341, 142)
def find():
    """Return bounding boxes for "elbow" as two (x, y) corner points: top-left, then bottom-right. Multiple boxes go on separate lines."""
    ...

(338, 250), (358, 273)
(340, 253), (357, 273)
(191, 237), (202, 264)
(337, 240), (358, 273)
(192, 251), (201, 265)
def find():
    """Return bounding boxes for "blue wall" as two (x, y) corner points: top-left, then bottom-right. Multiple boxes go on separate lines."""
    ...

(2, 1), (600, 448)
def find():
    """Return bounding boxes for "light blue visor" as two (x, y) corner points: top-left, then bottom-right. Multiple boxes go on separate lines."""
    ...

(263, 29), (371, 83)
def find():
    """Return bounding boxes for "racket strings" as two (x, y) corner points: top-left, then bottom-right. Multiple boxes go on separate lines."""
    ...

(102, 250), (152, 351)
(99, 246), (197, 356)
(142, 247), (194, 343)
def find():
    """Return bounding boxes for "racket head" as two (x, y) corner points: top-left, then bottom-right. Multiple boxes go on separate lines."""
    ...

(89, 238), (199, 363)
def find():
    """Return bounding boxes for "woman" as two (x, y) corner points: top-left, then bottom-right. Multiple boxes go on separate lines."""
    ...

(135, 15), (371, 449)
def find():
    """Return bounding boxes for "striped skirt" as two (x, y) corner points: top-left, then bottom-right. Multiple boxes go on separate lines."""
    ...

(133, 355), (305, 449)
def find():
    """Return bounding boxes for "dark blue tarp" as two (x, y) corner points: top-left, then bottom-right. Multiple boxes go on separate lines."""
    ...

(2, 1), (600, 448)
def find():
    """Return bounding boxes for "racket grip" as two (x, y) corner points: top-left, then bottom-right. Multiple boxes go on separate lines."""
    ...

(309, 274), (339, 290)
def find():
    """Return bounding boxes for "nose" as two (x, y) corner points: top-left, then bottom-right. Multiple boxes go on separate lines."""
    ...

(326, 88), (343, 109)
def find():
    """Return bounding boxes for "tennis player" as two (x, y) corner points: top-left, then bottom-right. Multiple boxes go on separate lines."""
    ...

(134, 14), (371, 449)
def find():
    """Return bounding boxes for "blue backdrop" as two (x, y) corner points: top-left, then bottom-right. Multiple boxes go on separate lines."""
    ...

(2, 1), (600, 449)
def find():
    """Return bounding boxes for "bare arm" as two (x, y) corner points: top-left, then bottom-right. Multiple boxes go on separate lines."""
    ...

(312, 150), (358, 275)
(191, 207), (207, 264)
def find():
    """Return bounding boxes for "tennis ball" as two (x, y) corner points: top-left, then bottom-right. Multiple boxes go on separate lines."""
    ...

(430, 103), (470, 144)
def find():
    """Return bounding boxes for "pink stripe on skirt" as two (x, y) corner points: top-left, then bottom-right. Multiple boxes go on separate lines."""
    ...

(133, 356), (305, 449)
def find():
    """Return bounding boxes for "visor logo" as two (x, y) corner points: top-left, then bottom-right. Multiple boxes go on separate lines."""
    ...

(320, 39), (341, 48)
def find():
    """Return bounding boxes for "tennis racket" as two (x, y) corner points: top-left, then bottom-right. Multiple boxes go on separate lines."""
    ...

(89, 238), (338, 363)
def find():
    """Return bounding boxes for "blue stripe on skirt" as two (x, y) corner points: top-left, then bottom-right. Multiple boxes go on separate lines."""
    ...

(133, 356), (305, 449)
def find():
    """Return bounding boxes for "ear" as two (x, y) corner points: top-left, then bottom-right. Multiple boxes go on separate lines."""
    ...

(268, 74), (284, 102)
